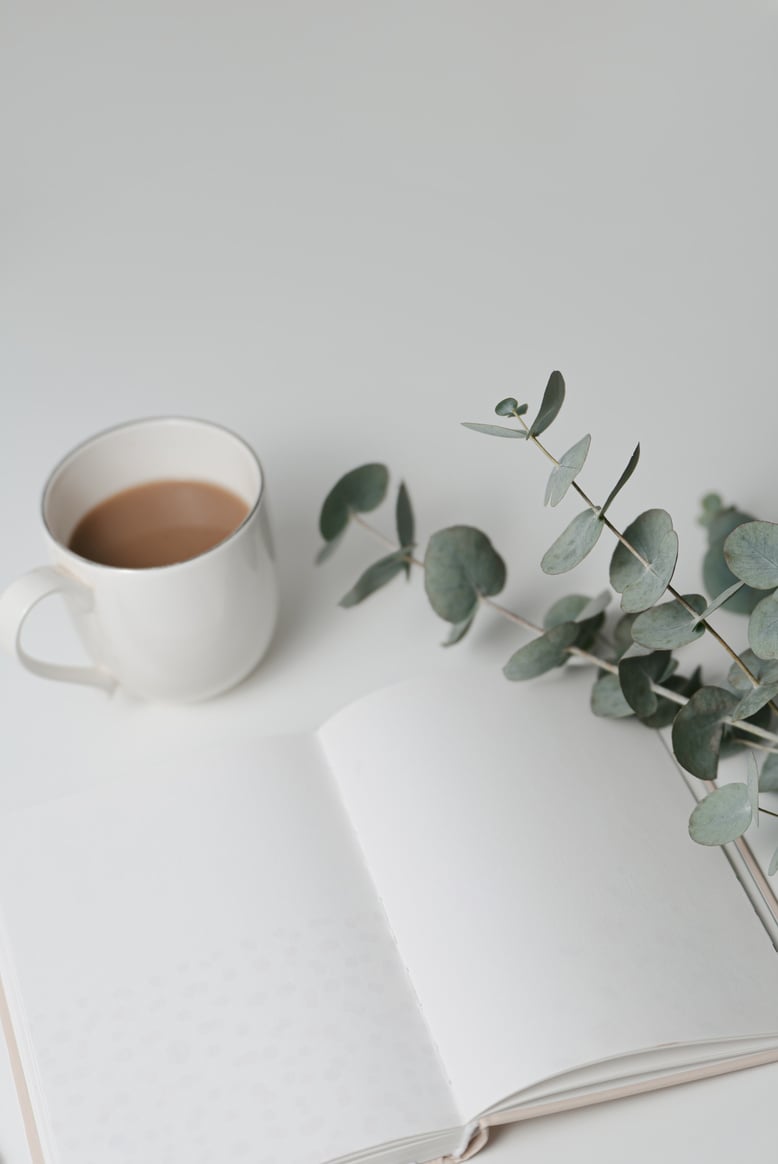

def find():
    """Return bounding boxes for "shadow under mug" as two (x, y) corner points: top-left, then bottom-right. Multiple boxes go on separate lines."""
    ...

(0, 417), (279, 702)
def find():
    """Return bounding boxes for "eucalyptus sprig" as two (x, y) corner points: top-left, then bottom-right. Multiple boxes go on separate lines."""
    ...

(316, 372), (778, 867)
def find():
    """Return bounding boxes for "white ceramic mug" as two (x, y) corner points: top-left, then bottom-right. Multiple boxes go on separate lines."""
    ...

(0, 417), (279, 702)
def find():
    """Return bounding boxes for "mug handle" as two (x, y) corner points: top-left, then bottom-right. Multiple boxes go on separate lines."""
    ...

(0, 566), (116, 693)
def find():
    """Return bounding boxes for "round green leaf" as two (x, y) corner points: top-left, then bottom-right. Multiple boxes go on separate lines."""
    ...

(724, 521), (778, 590)
(759, 753), (778, 793)
(442, 605), (478, 647)
(671, 686), (739, 781)
(541, 509), (604, 575)
(529, 370), (565, 437)
(544, 433), (591, 507)
(731, 680), (778, 721)
(609, 509), (678, 613)
(748, 592), (778, 660)
(727, 650), (778, 693)
(688, 783), (752, 846)
(590, 673), (634, 718)
(503, 622), (579, 680)
(702, 504), (763, 614)
(319, 464), (389, 542)
(543, 594), (590, 628)
(617, 650), (671, 719)
(339, 552), (407, 607)
(424, 526), (506, 623)
(495, 397), (519, 416)
(631, 595), (706, 650)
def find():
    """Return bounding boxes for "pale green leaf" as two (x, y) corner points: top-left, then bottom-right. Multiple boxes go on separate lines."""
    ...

(760, 753), (778, 793)
(599, 444), (641, 519)
(424, 526), (506, 624)
(631, 594), (706, 649)
(339, 552), (406, 607)
(529, 370), (565, 437)
(576, 590), (612, 621)
(748, 592), (778, 660)
(699, 493), (723, 528)
(503, 622), (579, 680)
(541, 509), (604, 575)
(731, 681), (778, 721)
(544, 433), (592, 507)
(724, 521), (778, 590)
(590, 672), (634, 718)
(747, 752), (760, 827)
(495, 397), (520, 416)
(702, 504), (763, 615)
(609, 509), (679, 613)
(461, 422), (526, 439)
(618, 650), (671, 719)
(727, 651), (778, 693)
(671, 686), (739, 781)
(395, 482), (414, 579)
(543, 594), (590, 628)
(320, 464), (389, 542)
(688, 783), (752, 846)
(315, 531), (345, 565)
(442, 605), (478, 647)
(690, 580), (746, 628)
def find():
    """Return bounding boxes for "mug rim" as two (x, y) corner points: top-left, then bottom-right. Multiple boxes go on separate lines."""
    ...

(41, 415), (265, 574)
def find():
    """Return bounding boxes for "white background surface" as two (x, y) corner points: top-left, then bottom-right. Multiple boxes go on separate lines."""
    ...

(2, 1), (778, 1160)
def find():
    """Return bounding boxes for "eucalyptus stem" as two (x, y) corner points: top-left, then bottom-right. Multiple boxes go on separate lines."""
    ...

(348, 512), (778, 755)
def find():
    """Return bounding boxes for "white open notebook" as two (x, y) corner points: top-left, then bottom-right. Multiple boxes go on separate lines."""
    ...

(2, 669), (778, 1164)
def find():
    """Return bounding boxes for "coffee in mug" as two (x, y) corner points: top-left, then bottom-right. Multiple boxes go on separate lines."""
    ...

(0, 417), (279, 702)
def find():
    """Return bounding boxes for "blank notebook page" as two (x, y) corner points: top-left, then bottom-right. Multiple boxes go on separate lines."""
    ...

(0, 734), (459, 1164)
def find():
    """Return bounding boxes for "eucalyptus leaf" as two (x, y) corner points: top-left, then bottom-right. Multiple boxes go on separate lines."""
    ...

(461, 422), (526, 439)
(541, 509), (604, 575)
(576, 590), (612, 621)
(639, 668), (703, 730)
(760, 753), (778, 793)
(690, 580), (745, 628)
(529, 371), (565, 438)
(688, 783), (752, 846)
(612, 613), (639, 660)
(543, 594), (590, 628)
(702, 503), (763, 615)
(320, 463), (389, 542)
(747, 752), (760, 827)
(315, 531), (346, 565)
(424, 526), (506, 624)
(543, 592), (606, 651)
(600, 444), (641, 520)
(698, 493), (723, 528)
(618, 651), (671, 719)
(727, 651), (778, 693)
(609, 509), (678, 613)
(671, 686), (739, 781)
(590, 672), (634, 718)
(731, 681), (778, 721)
(503, 621), (579, 680)
(395, 482), (415, 579)
(748, 591), (778, 660)
(442, 605), (478, 647)
(544, 433), (592, 507)
(724, 521), (778, 590)
(495, 397), (523, 416)
(339, 552), (407, 607)
(631, 594), (706, 650)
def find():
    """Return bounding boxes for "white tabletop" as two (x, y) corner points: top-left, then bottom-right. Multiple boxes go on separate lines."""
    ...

(2, 1), (778, 1160)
